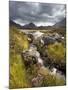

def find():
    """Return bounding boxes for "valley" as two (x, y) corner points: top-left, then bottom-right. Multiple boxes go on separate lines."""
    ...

(9, 25), (66, 88)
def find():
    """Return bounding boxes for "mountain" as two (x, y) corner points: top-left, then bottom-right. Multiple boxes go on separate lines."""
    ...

(9, 20), (53, 30)
(22, 23), (52, 30)
(22, 22), (36, 29)
(9, 19), (22, 29)
(53, 18), (66, 28)
(10, 18), (66, 30)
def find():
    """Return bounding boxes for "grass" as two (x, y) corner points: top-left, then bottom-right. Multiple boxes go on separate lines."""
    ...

(47, 42), (65, 64)
(9, 26), (30, 88)
(42, 73), (65, 86)
(10, 26), (29, 52)
(9, 54), (30, 88)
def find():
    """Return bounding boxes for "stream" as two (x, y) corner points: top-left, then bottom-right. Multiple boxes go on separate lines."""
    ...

(22, 30), (65, 86)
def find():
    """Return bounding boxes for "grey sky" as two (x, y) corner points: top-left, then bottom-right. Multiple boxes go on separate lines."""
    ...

(9, 1), (66, 26)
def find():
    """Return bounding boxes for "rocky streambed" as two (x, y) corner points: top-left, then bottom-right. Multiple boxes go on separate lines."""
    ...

(21, 30), (66, 87)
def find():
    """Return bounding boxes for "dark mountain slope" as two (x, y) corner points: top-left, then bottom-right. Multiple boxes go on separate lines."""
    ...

(53, 18), (66, 28)
(22, 22), (36, 29)
(9, 20), (22, 29)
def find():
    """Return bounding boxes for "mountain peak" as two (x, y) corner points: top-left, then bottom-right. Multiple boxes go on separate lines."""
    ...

(29, 22), (36, 27)
(23, 22), (36, 29)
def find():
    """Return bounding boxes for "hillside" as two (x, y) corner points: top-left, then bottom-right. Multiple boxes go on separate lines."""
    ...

(10, 20), (23, 29)
(53, 18), (66, 28)
(22, 22), (36, 29)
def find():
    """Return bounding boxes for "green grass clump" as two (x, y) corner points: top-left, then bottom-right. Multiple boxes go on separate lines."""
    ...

(10, 26), (29, 52)
(42, 74), (65, 86)
(47, 42), (65, 64)
(9, 54), (30, 88)
(9, 26), (30, 88)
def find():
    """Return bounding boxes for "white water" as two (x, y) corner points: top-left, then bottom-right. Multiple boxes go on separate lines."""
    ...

(50, 68), (57, 75)
(27, 45), (43, 65)
(37, 57), (44, 65)
(32, 31), (44, 39)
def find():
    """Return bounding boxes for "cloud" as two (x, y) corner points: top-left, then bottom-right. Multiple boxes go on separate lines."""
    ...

(9, 1), (66, 26)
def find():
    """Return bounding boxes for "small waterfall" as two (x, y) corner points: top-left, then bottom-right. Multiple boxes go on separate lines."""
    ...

(50, 68), (57, 75)
(37, 57), (44, 66)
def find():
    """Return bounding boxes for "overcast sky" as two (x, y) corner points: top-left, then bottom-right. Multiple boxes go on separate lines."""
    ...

(9, 1), (66, 26)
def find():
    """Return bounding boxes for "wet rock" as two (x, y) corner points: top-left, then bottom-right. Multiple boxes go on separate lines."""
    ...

(32, 31), (44, 40)
(50, 67), (57, 75)
(42, 36), (56, 45)
(31, 74), (44, 87)
(27, 33), (34, 43)
(52, 33), (61, 39)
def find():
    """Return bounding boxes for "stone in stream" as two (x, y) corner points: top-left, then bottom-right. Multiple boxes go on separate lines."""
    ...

(49, 67), (65, 80)
(50, 67), (57, 75)
(28, 49), (40, 57)
(41, 33), (64, 45)
(31, 74), (44, 87)
(42, 36), (56, 45)
(52, 33), (61, 39)
(27, 44), (44, 66)
(61, 36), (64, 40)
(50, 33), (64, 42)
(27, 33), (34, 43)
(32, 31), (44, 40)
(23, 44), (40, 58)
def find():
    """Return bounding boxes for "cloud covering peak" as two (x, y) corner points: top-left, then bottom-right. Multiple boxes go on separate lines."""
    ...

(9, 1), (66, 26)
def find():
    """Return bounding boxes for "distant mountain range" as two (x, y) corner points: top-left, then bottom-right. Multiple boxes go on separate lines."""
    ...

(53, 18), (66, 28)
(10, 18), (66, 29)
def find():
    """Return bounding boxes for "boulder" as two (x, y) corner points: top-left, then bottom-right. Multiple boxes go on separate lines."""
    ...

(42, 36), (56, 45)
(32, 31), (44, 40)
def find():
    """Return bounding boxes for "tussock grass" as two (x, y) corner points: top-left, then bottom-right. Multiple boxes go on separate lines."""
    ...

(47, 42), (65, 64)
(9, 26), (30, 88)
